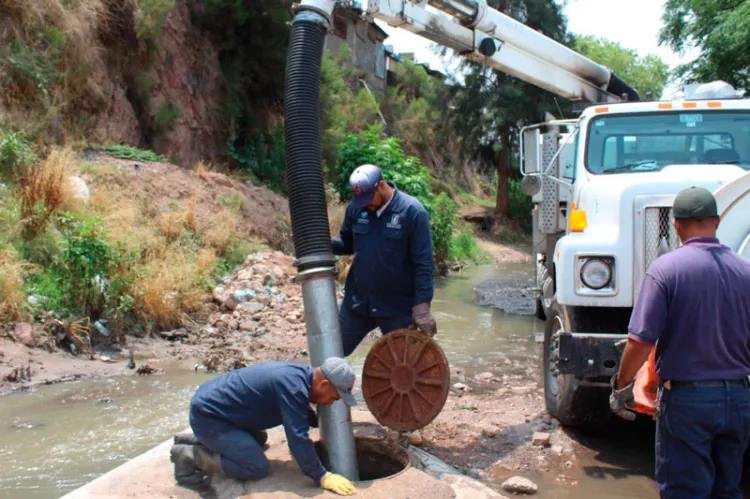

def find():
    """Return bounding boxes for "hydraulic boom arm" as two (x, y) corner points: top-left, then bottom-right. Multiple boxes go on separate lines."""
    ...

(299, 0), (639, 104)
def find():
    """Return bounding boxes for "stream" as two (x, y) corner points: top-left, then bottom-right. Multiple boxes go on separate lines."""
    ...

(1, 260), (738, 498)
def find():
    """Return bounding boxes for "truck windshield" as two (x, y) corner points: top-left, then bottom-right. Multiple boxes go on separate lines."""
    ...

(585, 111), (750, 174)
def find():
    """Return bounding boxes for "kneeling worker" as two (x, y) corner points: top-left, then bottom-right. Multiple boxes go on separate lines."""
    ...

(171, 358), (359, 496)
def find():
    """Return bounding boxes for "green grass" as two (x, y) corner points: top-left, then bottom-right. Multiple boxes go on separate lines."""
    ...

(92, 144), (164, 163)
(449, 224), (489, 264)
(217, 194), (244, 212)
(459, 192), (495, 207)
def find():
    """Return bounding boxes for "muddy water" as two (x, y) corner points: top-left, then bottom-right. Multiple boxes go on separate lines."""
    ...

(0, 261), (699, 499)
(348, 261), (543, 375)
(0, 365), (209, 499)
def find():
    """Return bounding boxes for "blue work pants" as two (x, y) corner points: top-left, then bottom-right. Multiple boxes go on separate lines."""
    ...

(656, 381), (750, 499)
(339, 305), (412, 357)
(189, 407), (269, 481)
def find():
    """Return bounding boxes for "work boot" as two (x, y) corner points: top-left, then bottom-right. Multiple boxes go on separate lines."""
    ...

(170, 444), (204, 487)
(250, 430), (269, 448)
(174, 429), (199, 446)
(194, 444), (225, 474)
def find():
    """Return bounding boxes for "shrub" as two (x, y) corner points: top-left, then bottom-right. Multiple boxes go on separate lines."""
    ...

(228, 127), (285, 193)
(92, 144), (164, 162)
(19, 148), (71, 239)
(5, 29), (66, 101)
(0, 0), (106, 136)
(0, 247), (28, 321)
(135, 253), (208, 329)
(449, 224), (483, 263)
(335, 127), (458, 264)
(56, 212), (114, 315)
(203, 208), (243, 257)
(135, 0), (176, 42)
(336, 127), (432, 210)
(432, 193), (457, 264)
(507, 177), (533, 229)
(0, 129), (36, 177)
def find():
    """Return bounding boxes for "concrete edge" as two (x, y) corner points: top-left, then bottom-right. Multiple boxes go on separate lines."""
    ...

(60, 438), (175, 499)
(61, 427), (505, 499)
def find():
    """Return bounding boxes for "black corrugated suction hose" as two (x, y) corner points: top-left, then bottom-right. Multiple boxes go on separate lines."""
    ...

(283, 19), (335, 271)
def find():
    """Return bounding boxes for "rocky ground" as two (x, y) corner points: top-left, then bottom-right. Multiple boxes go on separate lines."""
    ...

(0, 252), (310, 394)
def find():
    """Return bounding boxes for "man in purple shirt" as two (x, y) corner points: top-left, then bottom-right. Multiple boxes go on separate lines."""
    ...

(610, 186), (750, 498)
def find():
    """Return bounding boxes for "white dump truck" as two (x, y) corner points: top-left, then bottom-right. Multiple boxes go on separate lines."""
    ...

(521, 83), (750, 426)
(297, 0), (750, 428)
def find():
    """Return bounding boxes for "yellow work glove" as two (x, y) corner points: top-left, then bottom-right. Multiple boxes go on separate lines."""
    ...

(320, 472), (357, 496)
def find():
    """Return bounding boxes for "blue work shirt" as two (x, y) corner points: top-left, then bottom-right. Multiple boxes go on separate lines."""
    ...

(628, 237), (750, 381)
(332, 187), (435, 318)
(190, 361), (326, 483)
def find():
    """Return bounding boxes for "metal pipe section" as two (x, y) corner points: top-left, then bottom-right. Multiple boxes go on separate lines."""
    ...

(473, 6), (613, 86)
(428, 0), (479, 23)
(426, 0), (640, 100)
(298, 269), (359, 480)
(284, 0), (360, 481)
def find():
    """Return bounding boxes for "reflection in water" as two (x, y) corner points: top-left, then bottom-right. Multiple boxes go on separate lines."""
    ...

(0, 262), (543, 499)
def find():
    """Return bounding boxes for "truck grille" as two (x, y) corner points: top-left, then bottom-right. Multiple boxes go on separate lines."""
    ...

(643, 207), (681, 270)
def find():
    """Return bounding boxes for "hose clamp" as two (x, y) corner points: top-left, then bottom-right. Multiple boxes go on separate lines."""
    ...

(292, 4), (333, 28)
(293, 266), (338, 283)
(294, 254), (337, 269)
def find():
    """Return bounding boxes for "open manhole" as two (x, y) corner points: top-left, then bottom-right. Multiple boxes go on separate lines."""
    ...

(315, 437), (411, 481)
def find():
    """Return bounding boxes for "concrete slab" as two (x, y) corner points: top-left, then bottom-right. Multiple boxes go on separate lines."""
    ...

(62, 411), (499, 499)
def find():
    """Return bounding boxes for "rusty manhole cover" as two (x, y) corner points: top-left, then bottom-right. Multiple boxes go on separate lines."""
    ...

(362, 328), (450, 431)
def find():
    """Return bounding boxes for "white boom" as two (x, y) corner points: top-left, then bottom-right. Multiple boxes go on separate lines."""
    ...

(303, 0), (639, 104)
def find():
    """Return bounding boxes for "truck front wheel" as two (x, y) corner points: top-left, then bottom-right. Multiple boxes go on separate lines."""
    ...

(534, 260), (553, 320)
(543, 301), (612, 428)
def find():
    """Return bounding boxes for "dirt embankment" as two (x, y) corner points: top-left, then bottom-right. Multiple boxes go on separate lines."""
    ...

(0, 152), (296, 394)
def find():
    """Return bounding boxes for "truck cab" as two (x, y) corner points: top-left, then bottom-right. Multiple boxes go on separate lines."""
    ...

(522, 81), (750, 426)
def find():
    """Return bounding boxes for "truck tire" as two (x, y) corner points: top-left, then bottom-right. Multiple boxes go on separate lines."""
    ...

(534, 263), (553, 321)
(534, 298), (546, 321)
(543, 300), (612, 428)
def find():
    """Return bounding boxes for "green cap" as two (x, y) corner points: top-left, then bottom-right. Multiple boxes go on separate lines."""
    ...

(673, 186), (718, 219)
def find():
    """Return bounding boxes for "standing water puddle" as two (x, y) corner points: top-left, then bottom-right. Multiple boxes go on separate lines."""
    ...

(0, 261), (695, 499)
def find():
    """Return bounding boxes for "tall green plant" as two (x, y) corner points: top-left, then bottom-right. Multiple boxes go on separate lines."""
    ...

(56, 212), (114, 315)
(432, 193), (457, 263)
(336, 128), (458, 264)
(0, 129), (35, 176)
(336, 127), (432, 209)
(320, 46), (383, 177)
(228, 127), (285, 192)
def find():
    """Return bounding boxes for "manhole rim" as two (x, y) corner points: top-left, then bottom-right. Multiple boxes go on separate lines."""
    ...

(314, 436), (413, 483)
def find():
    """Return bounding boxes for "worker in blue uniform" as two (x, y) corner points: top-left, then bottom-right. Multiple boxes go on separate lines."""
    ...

(332, 164), (437, 356)
(171, 358), (359, 496)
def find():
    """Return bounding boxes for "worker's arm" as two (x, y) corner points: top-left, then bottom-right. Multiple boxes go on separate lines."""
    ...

(276, 380), (327, 483)
(409, 205), (435, 307)
(615, 339), (654, 389)
(331, 206), (354, 256)
(615, 273), (667, 387)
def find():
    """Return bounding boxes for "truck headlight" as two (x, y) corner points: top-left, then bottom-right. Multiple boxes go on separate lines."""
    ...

(580, 259), (612, 290)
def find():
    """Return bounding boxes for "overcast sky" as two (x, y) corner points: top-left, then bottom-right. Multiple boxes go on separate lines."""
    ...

(371, 0), (701, 95)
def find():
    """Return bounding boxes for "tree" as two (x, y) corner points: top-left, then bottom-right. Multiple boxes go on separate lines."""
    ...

(659, 0), (750, 91)
(442, 0), (569, 217)
(574, 35), (669, 99)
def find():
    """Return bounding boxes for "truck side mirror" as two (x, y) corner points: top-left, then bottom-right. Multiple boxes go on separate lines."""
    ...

(522, 175), (542, 196)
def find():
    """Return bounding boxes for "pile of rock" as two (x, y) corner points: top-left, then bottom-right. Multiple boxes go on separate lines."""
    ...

(187, 252), (341, 372)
